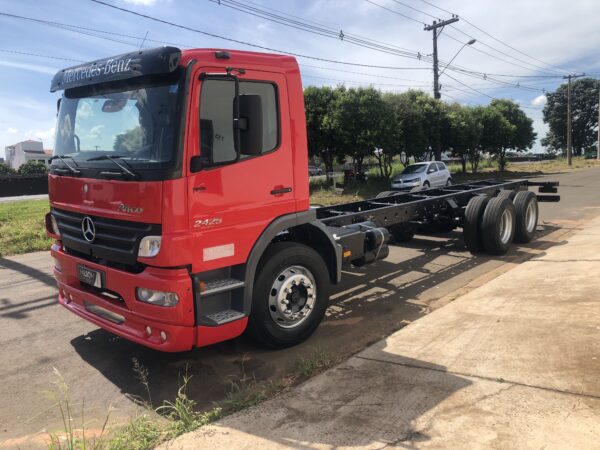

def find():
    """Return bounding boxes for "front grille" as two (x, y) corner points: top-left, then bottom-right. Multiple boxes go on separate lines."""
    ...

(52, 208), (161, 267)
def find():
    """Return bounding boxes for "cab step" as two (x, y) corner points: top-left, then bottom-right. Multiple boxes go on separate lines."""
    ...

(202, 309), (246, 326)
(202, 278), (245, 296)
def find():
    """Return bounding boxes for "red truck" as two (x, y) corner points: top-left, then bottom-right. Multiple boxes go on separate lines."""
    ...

(46, 46), (559, 352)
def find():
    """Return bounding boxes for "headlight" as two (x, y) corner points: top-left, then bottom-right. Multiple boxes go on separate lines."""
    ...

(46, 213), (61, 236)
(138, 236), (161, 258)
(51, 215), (61, 236)
(136, 287), (179, 307)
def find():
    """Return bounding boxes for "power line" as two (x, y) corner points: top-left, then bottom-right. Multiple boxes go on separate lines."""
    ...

(0, 10), (431, 71)
(364, 0), (426, 25)
(367, 0), (566, 76)
(0, 49), (84, 63)
(418, 0), (570, 73)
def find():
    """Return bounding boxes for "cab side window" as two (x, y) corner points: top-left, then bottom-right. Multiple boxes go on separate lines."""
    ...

(199, 79), (279, 164)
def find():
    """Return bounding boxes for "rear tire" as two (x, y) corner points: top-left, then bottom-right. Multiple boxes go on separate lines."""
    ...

(247, 242), (330, 349)
(513, 191), (538, 243)
(376, 191), (396, 199)
(481, 197), (516, 255)
(497, 189), (516, 200)
(463, 195), (489, 254)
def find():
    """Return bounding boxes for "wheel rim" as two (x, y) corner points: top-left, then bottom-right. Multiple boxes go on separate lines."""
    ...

(268, 265), (316, 329)
(525, 201), (537, 233)
(446, 179), (452, 186)
(499, 209), (513, 244)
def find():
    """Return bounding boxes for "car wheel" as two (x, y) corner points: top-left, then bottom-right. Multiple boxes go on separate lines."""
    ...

(446, 178), (452, 186)
(422, 181), (430, 190)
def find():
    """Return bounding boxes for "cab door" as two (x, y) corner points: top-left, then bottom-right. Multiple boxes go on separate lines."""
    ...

(185, 67), (295, 273)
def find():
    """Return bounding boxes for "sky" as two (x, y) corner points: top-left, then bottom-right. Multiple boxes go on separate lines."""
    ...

(1, 0), (600, 159)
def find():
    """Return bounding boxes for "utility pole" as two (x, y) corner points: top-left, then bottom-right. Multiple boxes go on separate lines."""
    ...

(424, 16), (459, 161)
(424, 16), (459, 100)
(563, 73), (585, 165)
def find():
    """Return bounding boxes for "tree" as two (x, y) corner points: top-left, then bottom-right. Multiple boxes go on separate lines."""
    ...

(544, 78), (600, 155)
(332, 87), (387, 176)
(414, 92), (446, 161)
(18, 160), (48, 174)
(489, 99), (536, 170)
(477, 105), (515, 171)
(382, 90), (428, 167)
(114, 126), (144, 152)
(443, 104), (482, 173)
(304, 86), (344, 178)
(542, 78), (599, 156)
(0, 163), (15, 175)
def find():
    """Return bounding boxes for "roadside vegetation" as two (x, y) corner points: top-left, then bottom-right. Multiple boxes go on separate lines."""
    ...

(45, 349), (337, 450)
(310, 156), (600, 205)
(0, 199), (51, 256)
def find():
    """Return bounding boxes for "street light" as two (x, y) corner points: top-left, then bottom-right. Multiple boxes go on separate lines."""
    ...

(438, 39), (476, 80)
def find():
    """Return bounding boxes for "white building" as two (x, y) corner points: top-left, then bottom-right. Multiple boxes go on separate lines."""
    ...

(5, 140), (52, 170)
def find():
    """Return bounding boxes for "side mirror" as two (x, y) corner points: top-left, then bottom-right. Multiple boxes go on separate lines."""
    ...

(236, 94), (263, 156)
(190, 155), (204, 173)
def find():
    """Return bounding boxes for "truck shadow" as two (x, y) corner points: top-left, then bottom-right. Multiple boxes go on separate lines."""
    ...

(70, 222), (565, 417)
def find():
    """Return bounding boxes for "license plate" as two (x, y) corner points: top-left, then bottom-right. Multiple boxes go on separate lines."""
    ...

(77, 264), (105, 288)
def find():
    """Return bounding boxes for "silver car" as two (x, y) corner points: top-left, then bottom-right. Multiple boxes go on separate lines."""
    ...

(391, 162), (452, 190)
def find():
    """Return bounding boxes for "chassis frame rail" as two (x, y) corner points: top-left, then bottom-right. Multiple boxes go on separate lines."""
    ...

(316, 179), (559, 228)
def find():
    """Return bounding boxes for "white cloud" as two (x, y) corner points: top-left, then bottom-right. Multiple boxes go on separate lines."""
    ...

(122, 0), (158, 5)
(24, 127), (56, 143)
(0, 60), (58, 75)
(532, 95), (547, 106)
(6, 128), (18, 134)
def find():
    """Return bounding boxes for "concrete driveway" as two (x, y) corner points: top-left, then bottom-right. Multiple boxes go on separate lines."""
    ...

(162, 208), (600, 449)
(1, 168), (600, 447)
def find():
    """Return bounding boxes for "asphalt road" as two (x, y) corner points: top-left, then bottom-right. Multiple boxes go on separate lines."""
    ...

(1, 168), (600, 447)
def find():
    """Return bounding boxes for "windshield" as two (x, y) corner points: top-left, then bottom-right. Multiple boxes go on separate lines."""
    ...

(54, 77), (182, 170)
(402, 164), (427, 174)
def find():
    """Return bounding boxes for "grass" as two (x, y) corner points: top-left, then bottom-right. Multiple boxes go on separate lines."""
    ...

(0, 199), (51, 256)
(45, 349), (336, 450)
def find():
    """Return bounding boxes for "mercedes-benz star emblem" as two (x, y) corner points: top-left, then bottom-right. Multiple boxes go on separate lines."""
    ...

(81, 216), (96, 243)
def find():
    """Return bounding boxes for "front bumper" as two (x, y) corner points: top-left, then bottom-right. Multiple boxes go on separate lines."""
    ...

(51, 243), (196, 352)
(391, 181), (420, 190)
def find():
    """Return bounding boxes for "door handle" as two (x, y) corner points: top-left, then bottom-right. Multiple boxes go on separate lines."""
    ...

(270, 187), (293, 195)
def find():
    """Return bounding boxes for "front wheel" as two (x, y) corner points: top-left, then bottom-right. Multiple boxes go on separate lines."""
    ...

(446, 178), (452, 186)
(422, 181), (430, 190)
(247, 242), (330, 348)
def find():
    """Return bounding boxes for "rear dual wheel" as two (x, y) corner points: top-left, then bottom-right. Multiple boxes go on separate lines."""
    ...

(463, 191), (539, 255)
(463, 196), (515, 255)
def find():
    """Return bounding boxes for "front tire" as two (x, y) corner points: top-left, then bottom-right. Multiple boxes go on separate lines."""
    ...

(247, 242), (330, 348)
(422, 181), (430, 190)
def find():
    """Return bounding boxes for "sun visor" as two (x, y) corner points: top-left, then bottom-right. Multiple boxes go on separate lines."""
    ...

(50, 46), (181, 92)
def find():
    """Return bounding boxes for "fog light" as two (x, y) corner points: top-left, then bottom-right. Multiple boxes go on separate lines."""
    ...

(138, 236), (161, 258)
(136, 287), (179, 307)
(146, 326), (152, 336)
(160, 331), (167, 341)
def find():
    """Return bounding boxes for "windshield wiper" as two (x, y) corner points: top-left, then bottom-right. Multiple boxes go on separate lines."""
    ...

(87, 154), (138, 179)
(49, 154), (81, 176)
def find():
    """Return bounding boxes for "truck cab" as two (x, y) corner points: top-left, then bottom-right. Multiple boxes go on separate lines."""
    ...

(47, 47), (338, 351)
